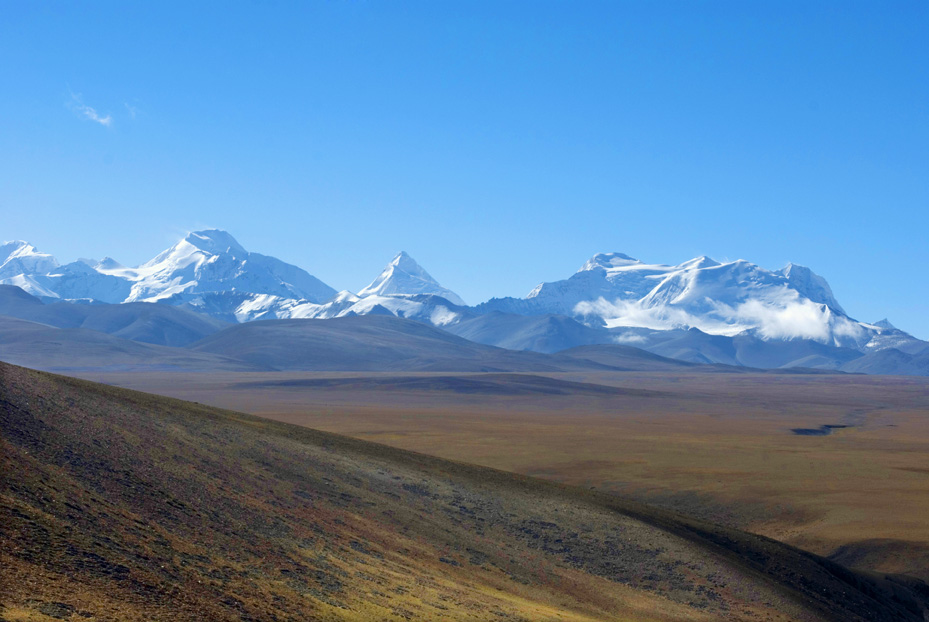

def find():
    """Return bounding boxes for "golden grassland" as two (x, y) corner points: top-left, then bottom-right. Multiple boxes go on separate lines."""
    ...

(80, 370), (929, 581)
(4, 362), (929, 621)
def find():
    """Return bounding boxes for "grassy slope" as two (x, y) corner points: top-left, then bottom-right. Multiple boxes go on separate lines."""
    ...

(2, 362), (927, 621)
(112, 369), (929, 580)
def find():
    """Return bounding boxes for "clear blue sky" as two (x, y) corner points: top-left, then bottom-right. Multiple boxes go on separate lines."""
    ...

(2, 1), (927, 337)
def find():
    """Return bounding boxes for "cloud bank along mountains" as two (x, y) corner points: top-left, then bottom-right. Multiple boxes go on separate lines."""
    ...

(480, 253), (871, 343)
(474, 252), (927, 369)
(480, 253), (849, 338)
(2, 229), (927, 374)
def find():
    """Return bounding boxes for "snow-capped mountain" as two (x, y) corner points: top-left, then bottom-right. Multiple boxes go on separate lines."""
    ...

(219, 252), (466, 324)
(41, 260), (133, 303)
(0, 230), (336, 306)
(358, 251), (466, 306)
(0, 241), (62, 298)
(3, 231), (928, 374)
(0, 241), (59, 278)
(479, 252), (876, 349)
(118, 230), (336, 303)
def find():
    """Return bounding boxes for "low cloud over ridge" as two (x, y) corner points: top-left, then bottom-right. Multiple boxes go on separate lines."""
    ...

(576, 288), (866, 343)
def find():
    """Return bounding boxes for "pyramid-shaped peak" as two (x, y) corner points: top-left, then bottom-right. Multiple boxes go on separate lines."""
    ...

(359, 252), (465, 306)
(389, 251), (432, 276)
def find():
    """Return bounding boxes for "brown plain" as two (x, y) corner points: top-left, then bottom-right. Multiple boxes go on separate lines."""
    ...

(80, 369), (929, 581)
(12, 362), (929, 621)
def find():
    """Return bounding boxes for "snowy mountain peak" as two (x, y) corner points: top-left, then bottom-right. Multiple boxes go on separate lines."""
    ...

(358, 252), (466, 306)
(0, 241), (63, 298)
(389, 251), (427, 274)
(1, 240), (32, 257)
(139, 229), (246, 271)
(497, 250), (876, 348)
(0, 240), (59, 278)
(778, 262), (845, 314)
(124, 230), (336, 304)
(95, 257), (124, 270)
(676, 255), (720, 270)
(332, 290), (361, 304)
(2, 240), (53, 262)
(184, 229), (246, 256)
(578, 252), (641, 273)
(1, 231), (927, 371)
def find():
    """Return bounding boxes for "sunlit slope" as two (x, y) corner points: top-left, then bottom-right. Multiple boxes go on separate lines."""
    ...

(2, 362), (927, 621)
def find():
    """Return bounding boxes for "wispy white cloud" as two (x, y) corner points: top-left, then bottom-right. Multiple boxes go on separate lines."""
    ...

(612, 332), (648, 345)
(124, 102), (139, 119)
(575, 297), (734, 334)
(575, 290), (867, 344)
(728, 298), (831, 341)
(68, 91), (112, 127)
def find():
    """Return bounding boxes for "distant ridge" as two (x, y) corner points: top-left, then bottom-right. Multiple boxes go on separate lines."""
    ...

(2, 230), (927, 374)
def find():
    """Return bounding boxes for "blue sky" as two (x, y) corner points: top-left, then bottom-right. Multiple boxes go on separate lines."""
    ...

(2, 1), (927, 337)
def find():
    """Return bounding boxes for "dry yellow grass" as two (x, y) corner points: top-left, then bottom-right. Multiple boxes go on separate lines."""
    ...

(6, 363), (929, 621)
(80, 370), (929, 580)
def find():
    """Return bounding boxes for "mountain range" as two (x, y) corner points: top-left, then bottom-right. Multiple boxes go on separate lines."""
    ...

(3, 229), (927, 375)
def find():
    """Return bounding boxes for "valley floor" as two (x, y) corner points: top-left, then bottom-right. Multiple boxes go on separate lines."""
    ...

(78, 369), (929, 582)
